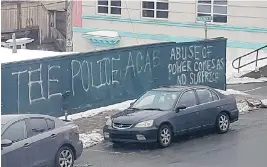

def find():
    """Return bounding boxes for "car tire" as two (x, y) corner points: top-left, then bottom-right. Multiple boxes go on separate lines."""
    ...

(158, 124), (172, 148)
(216, 112), (230, 134)
(55, 146), (75, 167)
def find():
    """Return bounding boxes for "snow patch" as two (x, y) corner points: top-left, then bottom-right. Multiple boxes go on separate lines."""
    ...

(0, 47), (77, 64)
(216, 89), (248, 96)
(236, 100), (253, 114)
(85, 31), (119, 38)
(59, 99), (135, 120)
(79, 132), (104, 148)
(227, 76), (267, 84)
(261, 99), (267, 106)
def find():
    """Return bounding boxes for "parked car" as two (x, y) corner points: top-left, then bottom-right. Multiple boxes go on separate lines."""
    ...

(103, 85), (239, 148)
(1, 114), (83, 167)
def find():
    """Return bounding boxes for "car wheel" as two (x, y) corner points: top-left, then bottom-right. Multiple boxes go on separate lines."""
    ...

(55, 146), (75, 167)
(216, 112), (230, 134)
(158, 124), (172, 148)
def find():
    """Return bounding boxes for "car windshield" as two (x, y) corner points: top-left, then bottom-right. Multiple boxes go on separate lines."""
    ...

(130, 90), (181, 111)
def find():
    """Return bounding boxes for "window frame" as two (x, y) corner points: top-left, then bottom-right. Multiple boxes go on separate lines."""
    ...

(195, 88), (220, 105)
(196, 0), (228, 24)
(141, 0), (169, 20)
(96, 0), (122, 16)
(2, 119), (28, 143)
(46, 118), (56, 131)
(27, 117), (49, 137)
(176, 89), (198, 109)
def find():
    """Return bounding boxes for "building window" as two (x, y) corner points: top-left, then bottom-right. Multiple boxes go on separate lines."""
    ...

(97, 0), (121, 15)
(142, 0), (169, 19)
(197, 0), (227, 23)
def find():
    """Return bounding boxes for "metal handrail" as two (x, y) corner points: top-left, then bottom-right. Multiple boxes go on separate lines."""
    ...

(232, 45), (267, 73)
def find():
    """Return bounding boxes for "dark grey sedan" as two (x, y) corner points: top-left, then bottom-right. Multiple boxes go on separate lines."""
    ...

(1, 114), (83, 167)
(103, 85), (239, 148)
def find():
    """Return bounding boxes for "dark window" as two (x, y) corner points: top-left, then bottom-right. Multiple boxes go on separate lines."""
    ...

(213, 5), (227, 14)
(143, 1), (155, 9)
(198, 0), (212, 4)
(196, 89), (213, 104)
(213, 14), (227, 23)
(111, 7), (121, 14)
(197, 13), (211, 17)
(178, 90), (197, 107)
(2, 120), (27, 142)
(142, 10), (154, 18)
(156, 11), (168, 18)
(97, 0), (121, 15)
(46, 119), (55, 130)
(98, 0), (108, 5)
(156, 2), (168, 10)
(214, 0), (227, 5)
(29, 118), (48, 136)
(197, 0), (227, 23)
(142, 1), (169, 18)
(98, 6), (108, 14)
(111, 0), (121, 6)
(197, 4), (211, 13)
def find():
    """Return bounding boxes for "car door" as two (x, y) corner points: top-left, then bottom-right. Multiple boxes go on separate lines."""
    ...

(1, 119), (33, 167)
(195, 88), (220, 127)
(27, 117), (59, 167)
(172, 89), (199, 133)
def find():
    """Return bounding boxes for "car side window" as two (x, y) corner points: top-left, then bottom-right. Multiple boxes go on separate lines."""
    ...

(2, 120), (27, 142)
(178, 90), (197, 108)
(46, 119), (55, 130)
(196, 89), (214, 104)
(29, 118), (48, 136)
(211, 91), (219, 101)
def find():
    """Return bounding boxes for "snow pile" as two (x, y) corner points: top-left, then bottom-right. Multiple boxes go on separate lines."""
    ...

(261, 99), (267, 105)
(216, 89), (264, 113)
(0, 47), (77, 64)
(79, 132), (104, 148)
(236, 100), (253, 114)
(59, 99), (135, 120)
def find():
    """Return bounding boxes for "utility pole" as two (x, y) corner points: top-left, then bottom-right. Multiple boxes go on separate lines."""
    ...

(66, 0), (73, 52)
(204, 21), (208, 39)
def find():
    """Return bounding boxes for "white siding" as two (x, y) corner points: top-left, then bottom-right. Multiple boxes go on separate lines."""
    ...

(74, 0), (267, 55)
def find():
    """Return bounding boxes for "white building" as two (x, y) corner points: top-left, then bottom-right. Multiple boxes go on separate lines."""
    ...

(73, 0), (267, 61)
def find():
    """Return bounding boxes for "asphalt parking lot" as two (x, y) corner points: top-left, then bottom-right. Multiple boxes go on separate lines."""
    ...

(75, 109), (267, 167)
(227, 82), (267, 99)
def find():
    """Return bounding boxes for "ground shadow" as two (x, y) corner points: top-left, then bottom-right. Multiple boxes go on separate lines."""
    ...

(106, 128), (220, 152)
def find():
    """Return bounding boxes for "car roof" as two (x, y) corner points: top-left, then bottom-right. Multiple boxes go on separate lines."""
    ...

(152, 85), (212, 92)
(1, 114), (55, 125)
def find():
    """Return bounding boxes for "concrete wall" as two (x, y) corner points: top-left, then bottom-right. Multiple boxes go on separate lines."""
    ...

(1, 38), (226, 116)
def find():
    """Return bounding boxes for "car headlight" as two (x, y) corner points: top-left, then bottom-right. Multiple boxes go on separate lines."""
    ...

(105, 118), (112, 126)
(135, 120), (154, 128)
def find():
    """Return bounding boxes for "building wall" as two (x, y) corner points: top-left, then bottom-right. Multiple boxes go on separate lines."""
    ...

(73, 0), (267, 60)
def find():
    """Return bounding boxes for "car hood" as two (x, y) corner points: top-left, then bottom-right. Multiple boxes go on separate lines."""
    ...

(111, 109), (166, 124)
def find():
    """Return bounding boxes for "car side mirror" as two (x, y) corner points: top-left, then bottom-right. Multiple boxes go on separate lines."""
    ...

(175, 105), (187, 113)
(1, 139), (13, 147)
